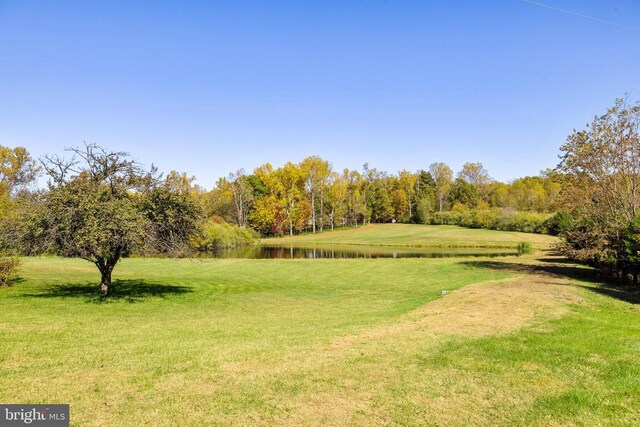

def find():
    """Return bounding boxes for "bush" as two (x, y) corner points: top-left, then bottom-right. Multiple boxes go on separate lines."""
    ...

(431, 211), (464, 226)
(191, 219), (259, 252)
(0, 256), (21, 286)
(517, 242), (533, 255)
(544, 211), (574, 236)
(430, 208), (554, 234)
(496, 211), (551, 234)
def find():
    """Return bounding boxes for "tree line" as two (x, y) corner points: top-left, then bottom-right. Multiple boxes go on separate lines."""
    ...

(204, 158), (563, 236)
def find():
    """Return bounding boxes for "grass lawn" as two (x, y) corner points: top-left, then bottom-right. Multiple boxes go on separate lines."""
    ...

(1, 226), (639, 425)
(261, 223), (558, 249)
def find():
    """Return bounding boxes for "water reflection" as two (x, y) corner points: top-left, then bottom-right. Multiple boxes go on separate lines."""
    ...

(211, 245), (519, 259)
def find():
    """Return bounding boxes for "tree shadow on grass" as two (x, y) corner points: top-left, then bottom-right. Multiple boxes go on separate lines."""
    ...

(1, 276), (25, 287)
(460, 255), (640, 305)
(26, 279), (193, 303)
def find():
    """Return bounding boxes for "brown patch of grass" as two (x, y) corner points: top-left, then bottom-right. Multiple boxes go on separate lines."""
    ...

(276, 392), (375, 426)
(419, 274), (579, 336)
(328, 270), (581, 354)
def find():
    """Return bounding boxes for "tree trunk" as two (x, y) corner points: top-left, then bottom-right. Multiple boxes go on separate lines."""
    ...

(319, 193), (324, 232)
(311, 191), (316, 233)
(96, 256), (118, 296)
(99, 266), (113, 296)
(287, 199), (295, 236)
(330, 208), (335, 230)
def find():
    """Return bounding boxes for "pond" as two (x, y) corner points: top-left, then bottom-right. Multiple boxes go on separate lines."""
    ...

(211, 245), (521, 259)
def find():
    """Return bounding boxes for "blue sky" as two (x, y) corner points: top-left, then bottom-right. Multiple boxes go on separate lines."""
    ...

(1, 0), (639, 189)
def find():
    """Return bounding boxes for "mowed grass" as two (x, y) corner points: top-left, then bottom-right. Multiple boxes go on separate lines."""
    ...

(1, 225), (639, 425)
(261, 223), (558, 249)
(1, 257), (512, 425)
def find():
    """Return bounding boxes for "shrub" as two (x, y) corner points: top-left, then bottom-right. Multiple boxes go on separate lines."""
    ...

(191, 219), (259, 252)
(496, 211), (551, 233)
(517, 242), (533, 255)
(431, 211), (464, 226)
(0, 256), (20, 286)
(430, 208), (554, 235)
(545, 211), (574, 236)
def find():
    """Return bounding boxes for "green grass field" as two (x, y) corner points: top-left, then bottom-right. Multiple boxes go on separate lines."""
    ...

(261, 223), (558, 249)
(1, 225), (639, 425)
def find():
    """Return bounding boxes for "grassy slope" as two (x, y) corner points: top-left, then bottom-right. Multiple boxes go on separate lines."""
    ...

(261, 223), (558, 249)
